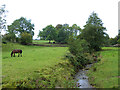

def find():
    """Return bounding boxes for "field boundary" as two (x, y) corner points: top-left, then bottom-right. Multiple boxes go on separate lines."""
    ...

(27, 43), (68, 47)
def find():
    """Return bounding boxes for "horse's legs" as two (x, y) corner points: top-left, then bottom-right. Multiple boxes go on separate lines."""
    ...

(18, 53), (19, 57)
(20, 53), (22, 57)
(14, 53), (15, 57)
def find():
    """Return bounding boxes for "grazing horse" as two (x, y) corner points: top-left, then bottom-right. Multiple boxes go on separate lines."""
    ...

(11, 49), (22, 57)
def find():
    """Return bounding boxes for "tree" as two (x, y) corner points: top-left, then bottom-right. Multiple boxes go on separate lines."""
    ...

(67, 36), (91, 70)
(109, 37), (117, 45)
(38, 25), (56, 43)
(2, 33), (16, 42)
(38, 24), (81, 44)
(55, 24), (63, 30)
(117, 38), (120, 44)
(71, 24), (81, 36)
(55, 27), (68, 43)
(103, 33), (110, 46)
(0, 5), (6, 33)
(20, 32), (32, 45)
(38, 30), (44, 40)
(55, 24), (70, 44)
(7, 17), (34, 37)
(68, 37), (89, 56)
(81, 12), (107, 51)
(54, 24), (81, 44)
(6, 17), (34, 44)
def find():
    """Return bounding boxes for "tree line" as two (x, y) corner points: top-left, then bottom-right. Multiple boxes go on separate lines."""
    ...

(1, 5), (120, 72)
(1, 5), (119, 51)
(38, 24), (80, 44)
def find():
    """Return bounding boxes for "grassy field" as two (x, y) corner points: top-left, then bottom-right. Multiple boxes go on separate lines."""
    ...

(32, 40), (68, 47)
(33, 40), (54, 44)
(87, 47), (118, 88)
(2, 41), (119, 88)
(2, 42), (69, 86)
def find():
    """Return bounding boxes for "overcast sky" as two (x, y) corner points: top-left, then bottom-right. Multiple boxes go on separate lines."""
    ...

(0, 0), (119, 39)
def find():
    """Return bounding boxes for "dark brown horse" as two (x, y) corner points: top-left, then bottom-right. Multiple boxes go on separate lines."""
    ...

(11, 49), (22, 57)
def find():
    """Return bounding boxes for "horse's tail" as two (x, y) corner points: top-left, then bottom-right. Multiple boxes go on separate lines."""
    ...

(11, 51), (13, 57)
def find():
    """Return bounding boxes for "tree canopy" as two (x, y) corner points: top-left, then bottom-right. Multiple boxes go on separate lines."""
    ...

(3, 11), (113, 48)
(38, 25), (56, 43)
(4, 17), (34, 44)
(38, 24), (81, 44)
(7, 17), (34, 37)
(81, 12), (107, 51)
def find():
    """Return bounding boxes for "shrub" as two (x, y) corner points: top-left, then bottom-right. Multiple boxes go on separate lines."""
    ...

(66, 38), (93, 71)
(68, 38), (90, 56)
(2, 33), (16, 42)
(20, 32), (32, 45)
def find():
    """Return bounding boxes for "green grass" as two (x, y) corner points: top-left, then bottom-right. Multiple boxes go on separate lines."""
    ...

(32, 40), (68, 47)
(87, 47), (118, 88)
(2, 42), (68, 83)
(33, 40), (54, 44)
(2, 42), (119, 88)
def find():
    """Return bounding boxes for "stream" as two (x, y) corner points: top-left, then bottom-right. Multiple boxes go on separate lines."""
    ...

(75, 63), (95, 89)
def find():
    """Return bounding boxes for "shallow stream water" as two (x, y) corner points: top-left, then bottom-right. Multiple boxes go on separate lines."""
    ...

(75, 64), (95, 89)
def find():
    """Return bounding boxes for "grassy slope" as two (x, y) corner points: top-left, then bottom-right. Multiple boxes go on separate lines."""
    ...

(87, 47), (118, 88)
(2, 42), (68, 83)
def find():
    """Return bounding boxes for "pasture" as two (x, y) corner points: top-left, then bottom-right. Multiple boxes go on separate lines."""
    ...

(32, 40), (53, 44)
(87, 47), (118, 88)
(1, 41), (119, 88)
(32, 40), (68, 47)
(2, 42), (69, 86)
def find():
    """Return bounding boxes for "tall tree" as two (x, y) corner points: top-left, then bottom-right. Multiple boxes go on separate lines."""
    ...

(38, 25), (56, 43)
(55, 24), (81, 44)
(55, 27), (68, 43)
(7, 17), (34, 37)
(55, 24), (70, 44)
(81, 12), (107, 51)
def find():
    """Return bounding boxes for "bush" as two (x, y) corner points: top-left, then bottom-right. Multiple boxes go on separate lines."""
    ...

(2, 33), (16, 42)
(20, 32), (32, 45)
(68, 38), (90, 56)
(66, 38), (93, 71)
